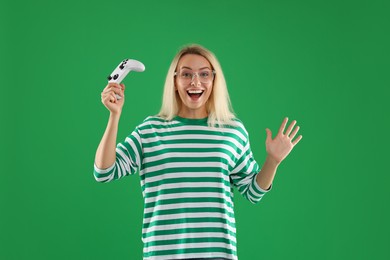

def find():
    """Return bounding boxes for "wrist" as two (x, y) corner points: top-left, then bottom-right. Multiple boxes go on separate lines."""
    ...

(109, 112), (121, 123)
(265, 155), (281, 167)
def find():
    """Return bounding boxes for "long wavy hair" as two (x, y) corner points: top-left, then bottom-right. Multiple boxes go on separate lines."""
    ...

(158, 44), (236, 127)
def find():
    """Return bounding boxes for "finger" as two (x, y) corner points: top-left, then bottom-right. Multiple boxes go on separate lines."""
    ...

(102, 87), (112, 95)
(114, 86), (123, 95)
(103, 86), (122, 96)
(102, 94), (114, 104)
(289, 125), (300, 139)
(111, 85), (122, 92)
(104, 83), (122, 93)
(104, 82), (118, 90)
(120, 83), (126, 91)
(265, 128), (272, 142)
(101, 92), (109, 101)
(119, 88), (124, 99)
(109, 93), (116, 103)
(119, 91), (125, 100)
(292, 135), (303, 146)
(285, 120), (297, 137)
(278, 117), (288, 135)
(107, 82), (121, 88)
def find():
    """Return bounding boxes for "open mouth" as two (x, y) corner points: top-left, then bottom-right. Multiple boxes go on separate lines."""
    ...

(187, 90), (204, 99)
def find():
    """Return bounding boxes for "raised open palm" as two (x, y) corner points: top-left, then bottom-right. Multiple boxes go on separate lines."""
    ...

(265, 117), (302, 164)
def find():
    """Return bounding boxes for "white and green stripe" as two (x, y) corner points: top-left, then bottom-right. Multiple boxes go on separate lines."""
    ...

(94, 116), (270, 260)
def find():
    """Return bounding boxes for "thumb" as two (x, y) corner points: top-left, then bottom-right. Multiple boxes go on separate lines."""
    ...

(265, 128), (272, 142)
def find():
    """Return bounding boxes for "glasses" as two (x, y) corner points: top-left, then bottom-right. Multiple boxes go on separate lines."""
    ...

(174, 69), (216, 83)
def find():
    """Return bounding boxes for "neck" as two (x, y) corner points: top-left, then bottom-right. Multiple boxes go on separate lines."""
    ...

(178, 108), (208, 119)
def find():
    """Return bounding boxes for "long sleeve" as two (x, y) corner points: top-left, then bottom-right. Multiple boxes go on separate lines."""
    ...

(230, 131), (271, 204)
(94, 127), (143, 183)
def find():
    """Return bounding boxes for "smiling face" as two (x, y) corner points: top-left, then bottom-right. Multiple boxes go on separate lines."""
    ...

(175, 54), (214, 119)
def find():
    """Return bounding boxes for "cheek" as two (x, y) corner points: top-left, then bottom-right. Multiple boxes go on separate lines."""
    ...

(177, 88), (187, 99)
(175, 80), (185, 91)
(206, 84), (213, 95)
(203, 87), (213, 100)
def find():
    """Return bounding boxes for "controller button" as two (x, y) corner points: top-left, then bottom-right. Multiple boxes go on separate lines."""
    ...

(107, 75), (112, 80)
(113, 74), (119, 80)
(120, 64), (124, 70)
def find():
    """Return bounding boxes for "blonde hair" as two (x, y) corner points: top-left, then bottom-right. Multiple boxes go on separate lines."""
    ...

(158, 44), (236, 127)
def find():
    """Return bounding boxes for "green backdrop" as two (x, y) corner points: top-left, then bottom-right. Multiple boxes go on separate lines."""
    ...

(1, 0), (389, 259)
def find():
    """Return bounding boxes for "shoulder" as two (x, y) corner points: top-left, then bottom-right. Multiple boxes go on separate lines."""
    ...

(136, 115), (176, 131)
(210, 117), (250, 144)
(142, 115), (167, 124)
(225, 117), (249, 137)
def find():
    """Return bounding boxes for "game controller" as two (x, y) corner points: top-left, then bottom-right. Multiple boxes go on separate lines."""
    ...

(107, 59), (145, 100)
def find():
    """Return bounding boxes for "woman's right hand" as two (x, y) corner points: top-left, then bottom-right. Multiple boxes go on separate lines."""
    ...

(101, 83), (125, 115)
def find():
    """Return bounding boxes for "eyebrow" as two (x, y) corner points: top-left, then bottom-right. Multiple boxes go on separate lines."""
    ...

(181, 66), (211, 70)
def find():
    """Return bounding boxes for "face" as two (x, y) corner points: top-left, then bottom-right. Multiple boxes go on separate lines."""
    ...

(175, 54), (214, 118)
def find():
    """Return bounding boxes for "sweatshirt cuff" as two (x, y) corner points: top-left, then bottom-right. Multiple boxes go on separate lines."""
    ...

(94, 162), (115, 174)
(253, 172), (272, 194)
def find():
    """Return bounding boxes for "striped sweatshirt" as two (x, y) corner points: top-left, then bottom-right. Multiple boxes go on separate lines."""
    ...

(93, 115), (271, 260)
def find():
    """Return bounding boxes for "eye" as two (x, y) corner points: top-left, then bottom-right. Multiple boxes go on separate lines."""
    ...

(180, 71), (192, 78)
(200, 71), (210, 78)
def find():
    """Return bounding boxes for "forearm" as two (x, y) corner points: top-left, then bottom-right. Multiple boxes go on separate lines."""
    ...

(256, 156), (280, 190)
(94, 113), (121, 169)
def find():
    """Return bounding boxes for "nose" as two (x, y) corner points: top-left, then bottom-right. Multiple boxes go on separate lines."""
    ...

(190, 73), (201, 85)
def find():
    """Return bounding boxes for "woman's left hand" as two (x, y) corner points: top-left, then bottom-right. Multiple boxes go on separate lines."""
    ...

(265, 117), (303, 165)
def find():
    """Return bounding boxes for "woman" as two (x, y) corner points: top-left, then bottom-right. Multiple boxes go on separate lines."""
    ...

(94, 44), (302, 260)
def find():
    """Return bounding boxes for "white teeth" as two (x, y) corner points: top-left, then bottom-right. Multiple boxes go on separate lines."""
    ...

(187, 90), (203, 94)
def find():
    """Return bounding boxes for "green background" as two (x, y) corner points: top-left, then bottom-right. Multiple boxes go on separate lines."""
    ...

(1, 0), (389, 259)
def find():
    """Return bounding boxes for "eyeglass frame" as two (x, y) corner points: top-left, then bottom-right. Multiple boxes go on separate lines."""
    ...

(174, 69), (216, 83)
